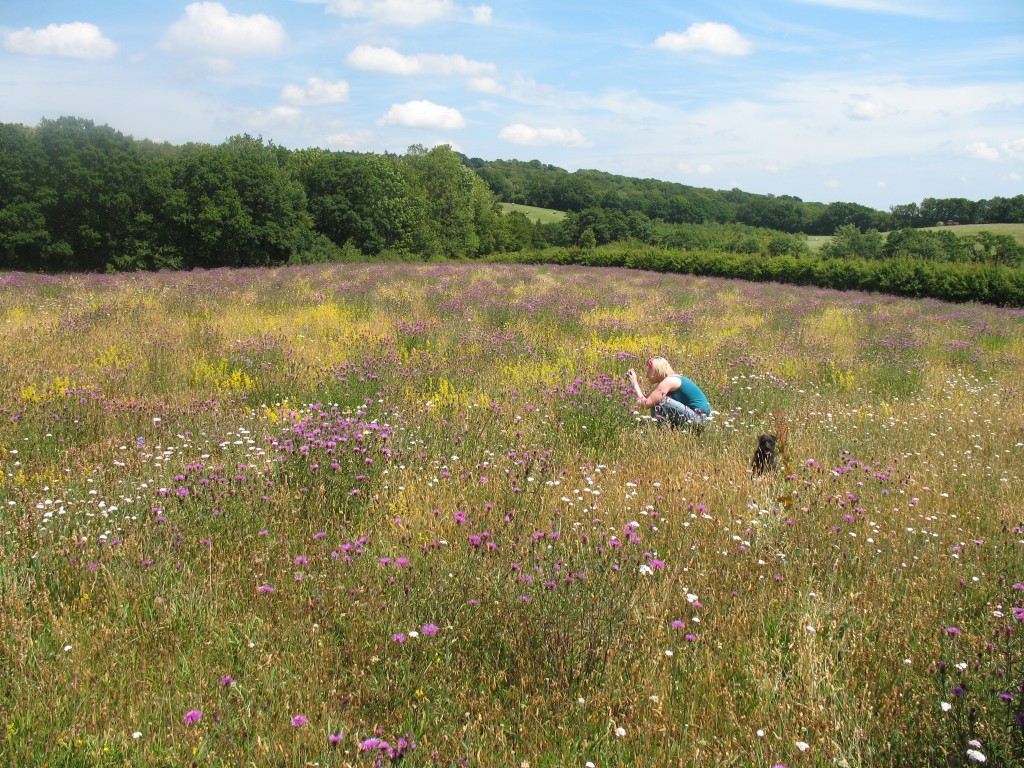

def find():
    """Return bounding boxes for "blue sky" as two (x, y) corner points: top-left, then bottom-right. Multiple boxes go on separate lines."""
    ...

(1, 0), (1022, 210)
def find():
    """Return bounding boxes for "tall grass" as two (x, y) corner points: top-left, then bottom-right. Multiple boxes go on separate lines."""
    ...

(0, 264), (1022, 767)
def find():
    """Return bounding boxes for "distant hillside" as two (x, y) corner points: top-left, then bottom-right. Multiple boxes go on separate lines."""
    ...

(921, 223), (1024, 243)
(463, 156), (1024, 237)
(499, 203), (566, 224)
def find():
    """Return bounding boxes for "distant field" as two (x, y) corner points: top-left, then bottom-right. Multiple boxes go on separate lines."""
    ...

(805, 234), (831, 252)
(500, 202), (567, 223)
(807, 222), (1024, 252)
(920, 222), (1024, 242)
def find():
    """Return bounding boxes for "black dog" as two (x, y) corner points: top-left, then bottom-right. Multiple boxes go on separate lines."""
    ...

(751, 434), (778, 476)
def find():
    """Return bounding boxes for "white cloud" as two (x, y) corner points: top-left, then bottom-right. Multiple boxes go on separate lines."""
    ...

(471, 5), (493, 24)
(325, 130), (373, 148)
(1003, 138), (1024, 160)
(282, 77), (350, 105)
(654, 22), (752, 56)
(845, 96), (899, 120)
(379, 100), (466, 129)
(680, 162), (714, 174)
(469, 77), (504, 94)
(160, 2), (286, 60)
(964, 141), (1000, 161)
(824, 179), (841, 188)
(1, 22), (117, 60)
(347, 44), (494, 76)
(327, 0), (457, 27)
(499, 123), (589, 147)
(236, 105), (302, 134)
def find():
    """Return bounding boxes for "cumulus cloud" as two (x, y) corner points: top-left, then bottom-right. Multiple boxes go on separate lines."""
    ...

(282, 77), (350, 105)
(498, 123), (589, 147)
(1, 22), (117, 60)
(964, 138), (1024, 162)
(845, 95), (899, 120)
(325, 129), (373, 148)
(327, 0), (458, 26)
(471, 5), (493, 24)
(347, 44), (494, 76)
(378, 100), (466, 129)
(469, 76), (504, 94)
(1003, 138), (1024, 160)
(964, 141), (1001, 161)
(654, 22), (752, 55)
(160, 2), (286, 60)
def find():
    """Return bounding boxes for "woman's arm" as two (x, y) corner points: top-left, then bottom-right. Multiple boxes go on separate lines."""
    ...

(626, 370), (674, 409)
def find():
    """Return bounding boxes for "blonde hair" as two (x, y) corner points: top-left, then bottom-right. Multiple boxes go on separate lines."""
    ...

(646, 356), (675, 382)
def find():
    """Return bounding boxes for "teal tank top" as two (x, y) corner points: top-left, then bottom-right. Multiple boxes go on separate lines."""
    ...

(666, 376), (710, 414)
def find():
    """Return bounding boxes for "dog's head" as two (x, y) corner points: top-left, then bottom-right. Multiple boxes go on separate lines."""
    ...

(757, 434), (777, 453)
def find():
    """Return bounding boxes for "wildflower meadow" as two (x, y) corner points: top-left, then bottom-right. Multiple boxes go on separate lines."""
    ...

(1, 263), (1022, 767)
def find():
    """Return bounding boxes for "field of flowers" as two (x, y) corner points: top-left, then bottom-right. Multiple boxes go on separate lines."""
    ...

(1, 263), (1022, 767)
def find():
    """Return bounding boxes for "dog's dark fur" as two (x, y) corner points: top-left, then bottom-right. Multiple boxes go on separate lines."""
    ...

(751, 433), (778, 476)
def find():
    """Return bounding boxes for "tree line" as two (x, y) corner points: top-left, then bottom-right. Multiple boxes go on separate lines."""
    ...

(468, 157), (1024, 234)
(0, 117), (533, 272)
(2, 117), (1023, 274)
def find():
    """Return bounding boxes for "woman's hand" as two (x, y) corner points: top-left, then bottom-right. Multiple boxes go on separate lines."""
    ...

(626, 368), (637, 383)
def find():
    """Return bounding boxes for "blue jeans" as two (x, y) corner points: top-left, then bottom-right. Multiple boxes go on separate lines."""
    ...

(653, 399), (709, 430)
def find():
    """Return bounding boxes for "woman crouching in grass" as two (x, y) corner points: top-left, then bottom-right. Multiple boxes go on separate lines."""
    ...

(626, 356), (711, 430)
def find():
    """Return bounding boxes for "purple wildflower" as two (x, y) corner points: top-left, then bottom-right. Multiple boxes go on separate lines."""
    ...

(422, 623), (439, 636)
(182, 709), (202, 724)
(291, 715), (308, 727)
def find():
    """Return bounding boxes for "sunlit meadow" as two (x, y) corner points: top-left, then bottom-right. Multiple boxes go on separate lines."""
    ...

(1, 263), (1022, 767)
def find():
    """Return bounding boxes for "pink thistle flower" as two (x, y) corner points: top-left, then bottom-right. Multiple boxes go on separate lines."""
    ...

(182, 709), (202, 724)
(391, 633), (406, 643)
(422, 623), (439, 636)
(291, 715), (308, 727)
(257, 584), (275, 593)
(220, 675), (235, 686)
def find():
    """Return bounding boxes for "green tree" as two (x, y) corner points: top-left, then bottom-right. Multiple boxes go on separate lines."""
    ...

(35, 117), (152, 271)
(821, 224), (884, 259)
(0, 123), (51, 268)
(164, 136), (313, 268)
(889, 202), (921, 229)
(405, 144), (496, 258)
